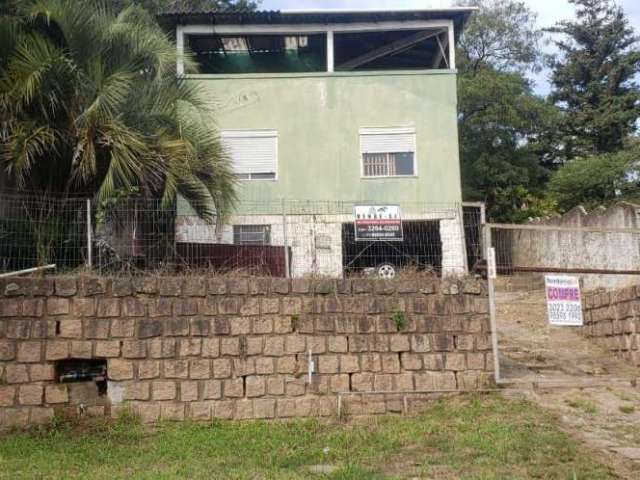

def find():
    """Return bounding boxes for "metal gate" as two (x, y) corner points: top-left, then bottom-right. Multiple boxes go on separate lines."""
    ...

(483, 222), (640, 386)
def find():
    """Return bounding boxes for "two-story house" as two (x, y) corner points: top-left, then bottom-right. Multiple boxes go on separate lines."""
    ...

(159, 7), (476, 278)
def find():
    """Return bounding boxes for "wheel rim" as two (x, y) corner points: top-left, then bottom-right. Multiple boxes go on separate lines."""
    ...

(378, 264), (396, 279)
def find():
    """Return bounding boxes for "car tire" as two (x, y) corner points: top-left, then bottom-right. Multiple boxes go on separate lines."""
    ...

(377, 263), (397, 279)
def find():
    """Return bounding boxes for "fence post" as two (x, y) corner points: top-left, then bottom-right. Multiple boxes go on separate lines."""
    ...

(457, 202), (469, 273)
(483, 223), (501, 384)
(281, 198), (290, 278)
(479, 202), (487, 260)
(86, 198), (92, 270)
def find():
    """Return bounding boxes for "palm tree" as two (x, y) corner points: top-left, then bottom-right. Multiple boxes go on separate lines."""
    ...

(0, 0), (236, 222)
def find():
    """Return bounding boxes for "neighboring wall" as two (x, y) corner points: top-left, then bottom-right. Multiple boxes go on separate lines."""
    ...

(504, 202), (640, 290)
(0, 275), (492, 429)
(582, 285), (640, 365)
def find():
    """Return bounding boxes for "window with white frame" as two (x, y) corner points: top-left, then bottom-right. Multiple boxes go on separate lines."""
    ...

(221, 130), (277, 180)
(360, 127), (416, 177)
(233, 225), (271, 245)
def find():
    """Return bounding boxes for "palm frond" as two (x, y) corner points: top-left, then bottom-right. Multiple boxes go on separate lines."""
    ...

(2, 0), (237, 223)
(7, 33), (70, 107)
(1, 122), (57, 187)
(78, 65), (136, 126)
(95, 120), (151, 199)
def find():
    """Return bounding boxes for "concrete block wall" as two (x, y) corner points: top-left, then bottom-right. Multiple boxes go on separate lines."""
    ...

(0, 275), (492, 429)
(509, 202), (640, 290)
(582, 285), (640, 364)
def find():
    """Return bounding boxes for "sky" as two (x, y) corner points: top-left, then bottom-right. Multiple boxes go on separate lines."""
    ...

(260, 0), (640, 95)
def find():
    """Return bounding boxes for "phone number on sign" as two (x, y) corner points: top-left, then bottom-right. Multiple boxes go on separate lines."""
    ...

(364, 225), (400, 232)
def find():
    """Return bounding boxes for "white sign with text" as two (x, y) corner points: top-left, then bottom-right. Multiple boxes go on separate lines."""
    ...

(544, 275), (583, 326)
(354, 205), (403, 242)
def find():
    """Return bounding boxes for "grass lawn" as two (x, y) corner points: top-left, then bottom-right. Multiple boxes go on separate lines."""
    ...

(0, 394), (617, 479)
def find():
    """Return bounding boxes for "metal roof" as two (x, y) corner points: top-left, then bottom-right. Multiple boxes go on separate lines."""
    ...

(158, 7), (477, 36)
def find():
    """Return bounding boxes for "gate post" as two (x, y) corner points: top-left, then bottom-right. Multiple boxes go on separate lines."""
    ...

(483, 223), (501, 383)
(86, 198), (92, 270)
(281, 198), (290, 279)
(457, 202), (469, 274)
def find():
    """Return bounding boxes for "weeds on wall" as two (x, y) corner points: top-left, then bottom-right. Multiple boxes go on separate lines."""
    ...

(390, 309), (407, 331)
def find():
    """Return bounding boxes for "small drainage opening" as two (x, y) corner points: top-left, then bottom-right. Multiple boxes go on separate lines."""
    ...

(55, 359), (108, 395)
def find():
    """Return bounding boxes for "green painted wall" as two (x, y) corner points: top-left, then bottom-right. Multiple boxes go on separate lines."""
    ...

(184, 70), (462, 213)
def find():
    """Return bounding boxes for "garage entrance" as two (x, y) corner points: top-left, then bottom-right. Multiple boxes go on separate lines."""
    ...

(341, 220), (442, 277)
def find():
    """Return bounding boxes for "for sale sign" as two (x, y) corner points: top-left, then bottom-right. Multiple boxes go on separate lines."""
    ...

(354, 205), (403, 241)
(544, 275), (583, 326)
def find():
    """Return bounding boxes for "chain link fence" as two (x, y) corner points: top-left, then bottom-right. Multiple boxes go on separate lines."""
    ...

(0, 192), (483, 278)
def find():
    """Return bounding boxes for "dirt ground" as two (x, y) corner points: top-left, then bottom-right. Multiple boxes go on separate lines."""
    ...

(495, 275), (640, 479)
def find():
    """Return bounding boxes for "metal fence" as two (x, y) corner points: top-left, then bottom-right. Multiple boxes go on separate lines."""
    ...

(483, 222), (640, 385)
(0, 193), (90, 274)
(0, 192), (483, 278)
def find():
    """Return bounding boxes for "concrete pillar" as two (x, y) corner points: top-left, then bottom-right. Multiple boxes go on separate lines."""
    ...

(440, 217), (467, 277)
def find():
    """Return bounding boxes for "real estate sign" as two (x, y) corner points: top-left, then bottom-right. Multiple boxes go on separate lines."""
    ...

(544, 275), (583, 326)
(354, 205), (403, 241)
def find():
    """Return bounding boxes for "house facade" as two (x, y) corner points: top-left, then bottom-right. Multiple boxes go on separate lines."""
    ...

(159, 8), (476, 278)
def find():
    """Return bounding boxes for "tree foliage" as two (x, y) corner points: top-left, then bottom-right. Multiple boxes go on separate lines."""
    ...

(456, 0), (557, 221)
(113, 0), (260, 14)
(456, 0), (543, 74)
(0, 0), (18, 15)
(548, 144), (640, 211)
(0, 0), (236, 222)
(548, 0), (640, 160)
(459, 68), (558, 221)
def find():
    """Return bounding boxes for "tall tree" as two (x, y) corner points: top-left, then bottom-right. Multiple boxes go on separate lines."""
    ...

(548, 0), (640, 160)
(457, 0), (543, 74)
(0, 0), (236, 221)
(456, 0), (558, 221)
(459, 68), (558, 221)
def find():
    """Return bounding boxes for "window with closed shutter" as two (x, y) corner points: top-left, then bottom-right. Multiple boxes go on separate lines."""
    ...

(221, 130), (278, 180)
(360, 127), (416, 177)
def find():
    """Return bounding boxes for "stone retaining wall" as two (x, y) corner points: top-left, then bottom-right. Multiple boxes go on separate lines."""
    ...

(0, 276), (492, 429)
(582, 285), (640, 364)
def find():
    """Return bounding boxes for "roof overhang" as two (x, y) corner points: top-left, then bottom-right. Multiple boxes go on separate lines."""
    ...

(158, 8), (478, 41)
